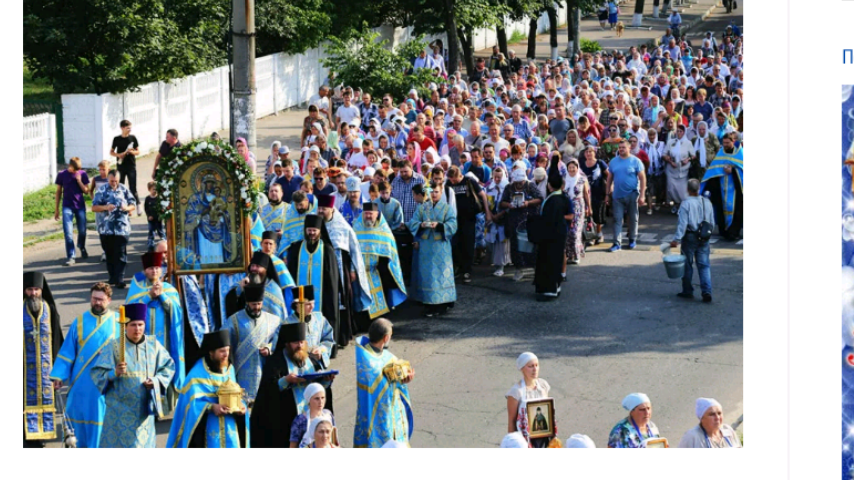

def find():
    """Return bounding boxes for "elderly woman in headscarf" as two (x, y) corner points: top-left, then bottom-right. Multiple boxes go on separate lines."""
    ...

(499, 167), (543, 282)
(304, 417), (338, 448)
(266, 141), (282, 182)
(532, 114), (553, 146)
(563, 157), (591, 267)
(290, 383), (334, 448)
(558, 129), (586, 161)
(235, 137), (257, 174)
(565, 434), (596, 448)
(691, 121), (719, 180)
(485, 165), (512, 277)
(531, 167), (548, 199)
(505, 352), (554, 448)
(663, 123), (696, 214)
(645, 128), (667, 215)
(678, 398), (741, 448)
(607, 393), (662, 448)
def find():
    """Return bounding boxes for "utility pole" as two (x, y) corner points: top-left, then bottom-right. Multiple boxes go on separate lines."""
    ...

(231, 0), (256, 149)
(633, 0), (645, 27)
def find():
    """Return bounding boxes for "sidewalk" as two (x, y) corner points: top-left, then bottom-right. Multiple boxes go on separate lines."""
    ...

(22, 0), (741, 247)
(476, 0), (726, 60)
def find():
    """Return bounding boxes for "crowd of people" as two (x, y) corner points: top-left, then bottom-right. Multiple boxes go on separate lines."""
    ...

(29, 19), (743, 448)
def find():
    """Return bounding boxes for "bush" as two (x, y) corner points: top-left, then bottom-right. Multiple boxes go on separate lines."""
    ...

(321, 30), (439, 102)
(580, 38), (602, 53)
(508, 30), (527, 44)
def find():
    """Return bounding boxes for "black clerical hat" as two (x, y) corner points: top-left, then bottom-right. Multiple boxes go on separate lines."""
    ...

(250, 251), (272, 271)
(23, 271), (44, 292)
(122, 304), (148, 323)
(261, 231), (278, 241)
(279, 323), (307, 343)
(304, 214), (323, 230)
(296, 285), (315, 301)
(244, 283), (265, 303)
(201, 330), (231, 352)
(363, 202), (379, 212)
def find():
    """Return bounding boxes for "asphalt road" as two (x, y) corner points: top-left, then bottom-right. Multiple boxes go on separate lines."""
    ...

(29, 2), (743, 449)
(28, 203), (742, 448)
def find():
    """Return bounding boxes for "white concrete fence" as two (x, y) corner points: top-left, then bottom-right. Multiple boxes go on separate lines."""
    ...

(57, 8), (568, 169)
(23, 113), (57, 194)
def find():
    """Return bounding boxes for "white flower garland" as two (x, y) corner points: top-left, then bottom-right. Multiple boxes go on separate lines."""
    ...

(153, 139), (260, 219)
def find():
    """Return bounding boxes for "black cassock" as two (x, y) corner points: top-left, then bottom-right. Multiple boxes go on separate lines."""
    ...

(249, 345), (333, 448)
(286, 239), (341, 347)
(529, 192), (571, 295)
(705, 173), (743, 241)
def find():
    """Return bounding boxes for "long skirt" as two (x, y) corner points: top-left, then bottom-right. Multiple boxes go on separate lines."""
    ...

(666, 167), (689, 204)
(608, 12), (618, 25)
(475, 213), (487, 248)
(565, 196), (586, 262)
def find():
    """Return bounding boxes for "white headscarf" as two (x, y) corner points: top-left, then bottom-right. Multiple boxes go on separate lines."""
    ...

(306, 417), (334, 447)
(303, 383), (325, 408)
(516, 352), (538, 370)
(563, 160), (581, 196)
(622, 392), (651, 412)
(565, 434), (596, 448)
(500, 432), (529, 448)
(511, 169), (527, 183)
(695, 397), (722, 420)
(694, 121), (709, 168)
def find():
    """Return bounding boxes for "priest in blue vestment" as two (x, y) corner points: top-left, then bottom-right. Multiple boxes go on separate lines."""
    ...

(354, 319), (414, 448)
(250, 322), (335, 448)
(50, 282), (120, 448)
(281, 286), (335, 368)
(259, 230), (296, 297)
(224, 251), (290, 320)
(23, 272), (63, 448)
(408, 182), (458, 317)
(279, 190), (317, 258)
(92, 304), (175, 448)
(260, 183), (288, 251)
(125, 252), (185, 408)
(167, 330), (248, 448)
(354, 203), (407, 328)
(700, 136), (743, 241)
(317, 194), (371, 348)
(287, 214), (342, 355)
(224, 283), (280, 404)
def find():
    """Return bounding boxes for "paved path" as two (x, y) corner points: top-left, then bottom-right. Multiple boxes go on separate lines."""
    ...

(29, 1), (742, 448)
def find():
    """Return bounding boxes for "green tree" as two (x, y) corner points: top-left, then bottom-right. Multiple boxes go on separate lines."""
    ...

(24, 0), (227, 94)
(320, 30), (437, 102)
(255, 0), (333, 56)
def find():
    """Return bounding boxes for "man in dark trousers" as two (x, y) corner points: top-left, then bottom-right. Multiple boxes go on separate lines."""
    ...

(250, 323), (335, 448)
(109, 120), (141, 216)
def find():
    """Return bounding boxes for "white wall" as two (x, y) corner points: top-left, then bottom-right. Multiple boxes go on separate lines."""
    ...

(23, 113), (57, 193)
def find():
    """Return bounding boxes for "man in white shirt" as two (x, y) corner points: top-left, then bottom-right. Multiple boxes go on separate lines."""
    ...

(336, 88), (361, 127)
(481, 124), (509, 153)
(309, 86), (331, 122)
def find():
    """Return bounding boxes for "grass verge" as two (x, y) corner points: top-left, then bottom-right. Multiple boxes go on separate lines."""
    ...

(508, 30), (527, 44)
(24, 63), (56, 103)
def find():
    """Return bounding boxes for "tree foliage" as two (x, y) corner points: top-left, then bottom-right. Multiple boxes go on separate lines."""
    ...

(24, 0), (228, 94)
(320, 30), (438, 102)
(255, 0), (332, 56)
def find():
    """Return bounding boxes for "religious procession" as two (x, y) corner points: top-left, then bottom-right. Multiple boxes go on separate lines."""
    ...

(24, 6), (743, 449)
